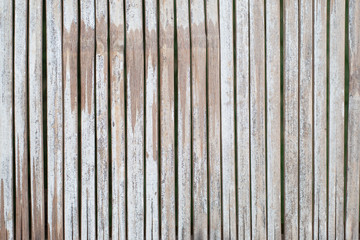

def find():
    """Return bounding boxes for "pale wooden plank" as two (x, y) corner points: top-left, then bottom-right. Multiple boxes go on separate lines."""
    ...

(109, 0), (126, 239)
(46, 0), (64, 238)
(95, 0), (109, 238)
(346, 1), (360, 239)
(265, 0), (281, 238)
(313, 0), (327, 238)
(159, 0), (175, 236)
(219, 0), (236, 237)
(284, 0), (299, 238)
(176, 0), (192, 236)
(14, 0), (30, 237)
(190, 0), (208, 238)
(249, 0), (266, 238)
(29, 0), (45, 238)
(206, 0), (221, 237)
(328, 0), (345, 238)
(299, 0), (313, 238)
(144, 0), (159, 237)
(0, 0), (14, 238)
(63, 0), (79, 238)
(125, 0), (145, 236)
(80, 0), (96, 238)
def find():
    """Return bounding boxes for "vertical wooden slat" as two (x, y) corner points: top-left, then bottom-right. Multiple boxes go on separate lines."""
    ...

(145, 0), (159, 237)
(63, 0), (79, 238)
(14, 0), (30, 237)
(125, 0), (145, 236)
(0, 0), (14, 238)
(284, 0), (299, 238)
(46, 0), (64, 238)
(95, 0), (109, 238)
(249, 0), (266, 238)
(299, 0), (313, 238)
(109, 0), (126, 239)
(190, 0), (208, 238)
(176, 0), (192, 236)
(206, 0), (221, 237)
(80, 0), (96, 238)
(346, 0), (360, 239)
(313, 0), (327, 238)
(328, 0), (345, 238)
(266, 0), (281, 238)
(219, 0), (236, 237)
(29, 0), (45, 238)
(159, 0), (175, 236)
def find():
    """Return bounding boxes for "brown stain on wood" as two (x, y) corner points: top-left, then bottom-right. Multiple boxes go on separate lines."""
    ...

(0, 181), (9, 239)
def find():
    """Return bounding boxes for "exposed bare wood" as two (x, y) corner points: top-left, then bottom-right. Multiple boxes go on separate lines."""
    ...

(80, 0), (96, 238)
(265, 0), (281, 238)
(206, 0), (221, 238)
(145, 0), (159, 238)
(313, 0), (327, 238)
(29, 0), (45, 238)
(176, 0), (192, 236)
(14, 0), (30, 238)
(125, 0), (145, 237)
(63, 0), (79, 238)
(346, 0), (360, 239)
(109, 0), (126, 239)
(328, 0), (345, 238)
(219, 0), (236, 237)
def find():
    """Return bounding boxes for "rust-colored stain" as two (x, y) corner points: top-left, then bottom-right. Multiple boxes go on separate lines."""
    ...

(0, 181), (8, 239)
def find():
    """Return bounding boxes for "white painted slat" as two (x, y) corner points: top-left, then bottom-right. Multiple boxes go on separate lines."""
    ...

(80, 0), (96, 238)
(46, 0), (64, 238)
(145, 0), (159, 237)
(95, 0), (109, 238)
(346, 1), (360, 239)
(0, 0), (14, 238)
(159, 0), (175, 236)
(176, 0), (192, 236)
(109, 0), (126, 239)
(125, 0), (145, 236)
(284, 0), (299, 238)
(63, 0), (79, 238)
(190, 0), (208, 238)
(249, 1), (266, 238)
(313, 0), (327, 238)
(328, 0), (345, 238)
(14, 0), (30, 237)
(265, 0), (281, 238)
(299, 0), (313, 238)
(206, 0), (221, 237)
(219, 0), (236, 237)
(29, 0), (45, 238)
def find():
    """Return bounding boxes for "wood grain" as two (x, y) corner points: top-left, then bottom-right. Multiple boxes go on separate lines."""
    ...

(219, 0), (236, 237)
(266, 0), (281, 238)
(80, 0), (96, 238)
(328, 0), (345, 238)
(313, 0), (327, 238)
(29, 0), (45, 238)
(63, 0), (79, 238)
(14, 0), (30, 237)
(346, 0), (360, 239)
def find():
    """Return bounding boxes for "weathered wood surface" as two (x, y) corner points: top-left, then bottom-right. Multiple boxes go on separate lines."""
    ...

(284, 0), (299, 238)
(266, 0), (281, 239)
(125, 0), (145, 237)
(0, 0), (14, 238)
(63, 0), (79, 238)
(328, 0), (345, 238)
(219, 0), (236, 238)
(14, 0), (30, 237)
(313, 0), (328, 239)
(80, 0), (96, 238)
(346, 0), (360, 239)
